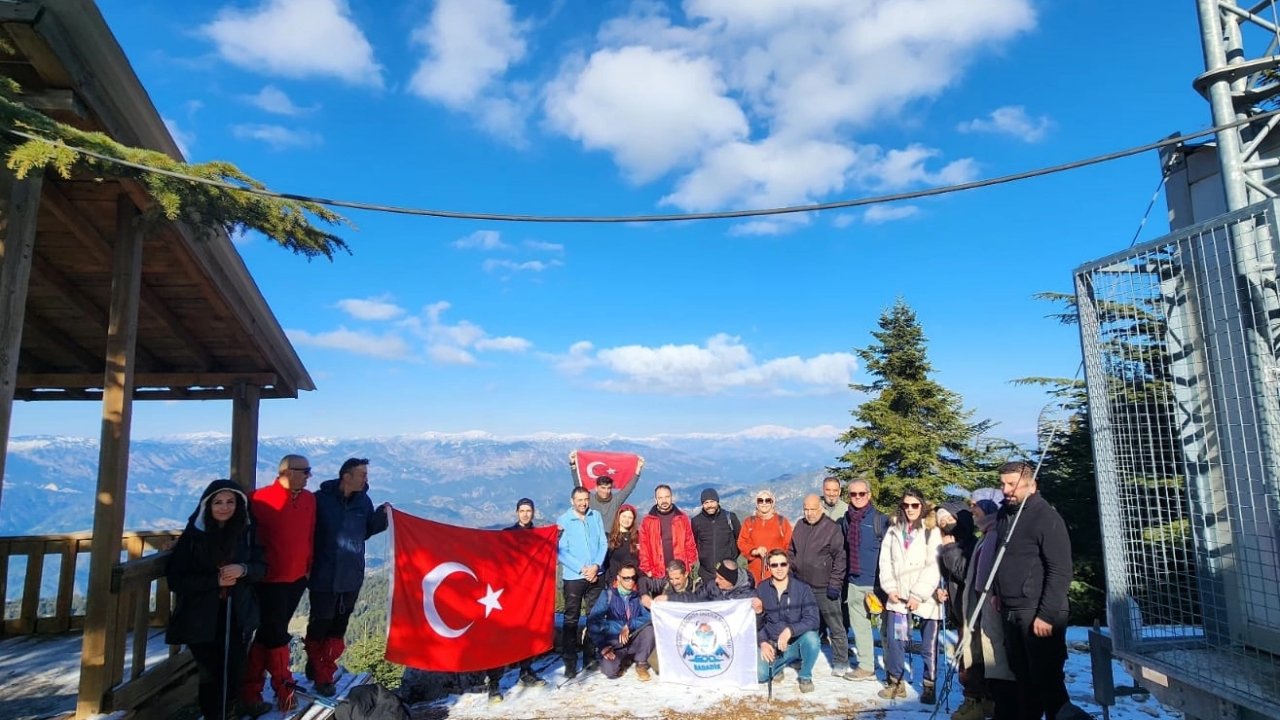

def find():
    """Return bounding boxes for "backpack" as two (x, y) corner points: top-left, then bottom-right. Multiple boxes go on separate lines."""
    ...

(334, 684), (410, 720)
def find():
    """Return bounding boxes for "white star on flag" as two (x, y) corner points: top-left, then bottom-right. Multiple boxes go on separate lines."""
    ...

(477, 584), (504, 618)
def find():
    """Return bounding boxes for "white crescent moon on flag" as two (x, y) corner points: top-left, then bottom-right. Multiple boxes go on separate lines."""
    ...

(422, 562), (476, 639)
(585, 461), (607, 479)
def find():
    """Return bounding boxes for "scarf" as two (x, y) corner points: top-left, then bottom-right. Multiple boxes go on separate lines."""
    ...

(844, 504), (871, 576)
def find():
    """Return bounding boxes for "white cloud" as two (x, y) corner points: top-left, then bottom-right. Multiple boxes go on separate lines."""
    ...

(231, 124), (322, 149)
(544, 0), (1032, 213)
(245, 85), (317, 116)
(482, 259), (562, 273)
(200, 0), (383, 87)
(957, 105), (1053, 142)
(162, 117), (194, 159)
(452, 230), (509, 250)
(409, 0), (530, 143)
(524, 240), (564, 252)
(545, 46), (749, 183)
(403, 301), (533, 364)
(832, 213), (856, 229)
(336, 296), (405, 321)
(288, 327), (412, 360)
(863, 204), (920, 224)
(556, 333), (857, 395)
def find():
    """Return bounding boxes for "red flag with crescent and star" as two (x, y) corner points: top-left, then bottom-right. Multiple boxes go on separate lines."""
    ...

(570, 450), (644, 491)
(385, 509), (557, 672)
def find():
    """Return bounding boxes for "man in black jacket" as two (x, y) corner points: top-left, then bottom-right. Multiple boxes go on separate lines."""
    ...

(690, 488), (742, 588)
(790, 494), (852, 679)
(484, 498), (548, 702)
(992, 461), (1072, 720)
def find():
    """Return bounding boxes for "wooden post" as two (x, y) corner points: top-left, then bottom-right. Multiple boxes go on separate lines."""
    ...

(230, 382), (260, 490)
(0, 170), (43, 513)
(77, 195), (142, 719)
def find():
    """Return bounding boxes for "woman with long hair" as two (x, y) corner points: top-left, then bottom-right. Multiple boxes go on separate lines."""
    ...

(166, 479), (266, 719)
(877, 487), (943, 704)
(605, 504), (640, 584)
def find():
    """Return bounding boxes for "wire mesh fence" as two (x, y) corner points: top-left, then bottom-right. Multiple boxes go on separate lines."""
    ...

(1075, 200), (1280, 711)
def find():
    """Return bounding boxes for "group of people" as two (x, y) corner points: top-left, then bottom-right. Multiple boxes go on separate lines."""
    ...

(164, 455), (388, 720)
(548, 462), (1076, 720)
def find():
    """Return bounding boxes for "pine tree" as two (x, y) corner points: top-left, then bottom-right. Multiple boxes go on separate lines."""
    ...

(832, 299), (993, 509)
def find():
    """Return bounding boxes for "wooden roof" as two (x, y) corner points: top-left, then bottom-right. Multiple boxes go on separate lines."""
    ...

(0, 0), (314, 401)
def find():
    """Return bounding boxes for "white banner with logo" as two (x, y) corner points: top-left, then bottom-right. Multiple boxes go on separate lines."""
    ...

(651, 599), (758, 688)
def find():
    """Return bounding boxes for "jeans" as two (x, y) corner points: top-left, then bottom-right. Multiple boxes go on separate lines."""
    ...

(845, 582), (877, 670)
(884, 612), (939, 683)
(757, 630), (820, 682)
(599, 625), (655, 679)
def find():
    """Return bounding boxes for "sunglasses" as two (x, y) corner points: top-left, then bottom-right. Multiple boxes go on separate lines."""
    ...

(618, 574), (637, 581)
(768, 561), (789, 568)
(849, 491), (869, 498)
(901, 501), (922, 509)
(756, 498), (774, 504)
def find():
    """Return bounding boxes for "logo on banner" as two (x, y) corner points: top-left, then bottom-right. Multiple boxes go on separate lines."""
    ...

(676, 610), (734, 677)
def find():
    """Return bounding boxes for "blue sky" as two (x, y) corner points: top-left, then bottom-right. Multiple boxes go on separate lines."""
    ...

(11, 1), (1215, 444)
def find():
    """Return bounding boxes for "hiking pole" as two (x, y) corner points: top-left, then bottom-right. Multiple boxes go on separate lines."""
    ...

(222, 598), (232, 720)
(287, 681), (340, 708)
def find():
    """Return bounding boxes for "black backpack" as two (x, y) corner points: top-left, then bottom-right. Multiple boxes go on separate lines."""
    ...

(334, 684), (410, 720)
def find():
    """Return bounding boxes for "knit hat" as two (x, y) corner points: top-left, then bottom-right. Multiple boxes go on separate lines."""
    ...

(700, 488), (719, 503)
(970, 487), (1004, 505)
(938, 501), (967, 521)
(516, 497), (535, 512)
(716, 561), (739, 585)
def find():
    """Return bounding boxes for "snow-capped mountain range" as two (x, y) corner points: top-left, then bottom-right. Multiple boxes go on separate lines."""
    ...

(0, 426), (845, 535)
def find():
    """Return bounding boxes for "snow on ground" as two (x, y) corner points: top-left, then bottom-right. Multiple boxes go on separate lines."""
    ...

(418, 628), (1178, 719)
(0, 628), (1180, 720)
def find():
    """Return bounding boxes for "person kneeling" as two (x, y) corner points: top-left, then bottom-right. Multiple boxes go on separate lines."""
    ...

(586, 563), (655, 681)
(752, 549), (820, 693)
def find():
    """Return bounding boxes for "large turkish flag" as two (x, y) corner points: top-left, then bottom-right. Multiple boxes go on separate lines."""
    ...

(570, 450), (644, 491)
(385, 509), (557, 672)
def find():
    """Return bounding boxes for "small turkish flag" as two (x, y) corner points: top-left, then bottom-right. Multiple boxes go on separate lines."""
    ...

(570, 450), (644, 491)
(385, 509), (557, 672)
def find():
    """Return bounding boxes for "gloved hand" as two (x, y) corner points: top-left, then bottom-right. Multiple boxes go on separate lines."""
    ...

(826, 586), (841, 601)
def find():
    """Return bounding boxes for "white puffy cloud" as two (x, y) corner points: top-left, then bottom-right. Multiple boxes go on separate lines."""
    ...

(851, 144), (978, 191)
(245, 85), (317, 116)
(482, 259), (562, 273)
(557, 333), (857, 395)
(336, 296), (405, 321)
(403, 301), (533, 364)
(863, 204), (920, 224)
(409, 0), (530, 143)
(288, 327), (411, 360)
(957, 105), (1053, 143)
(200, 0), (383, 87)
(231, 124), (322, 149)
(662, 137), (858, 212)
(453, 230), (509, 250)
(545, 46), (748, 183)
(524, 240), (564, 252)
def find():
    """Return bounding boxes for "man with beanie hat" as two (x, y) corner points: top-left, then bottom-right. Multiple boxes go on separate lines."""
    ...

(483, 498), (548, 702)
(704, 558), (756, 600)
(690, 487), (742, 588)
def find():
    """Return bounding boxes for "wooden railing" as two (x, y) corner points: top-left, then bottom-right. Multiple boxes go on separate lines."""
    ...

(0, 530), (181, 636)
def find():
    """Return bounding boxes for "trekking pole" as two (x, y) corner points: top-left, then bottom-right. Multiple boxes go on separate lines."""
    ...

(221, 598), (232, 720)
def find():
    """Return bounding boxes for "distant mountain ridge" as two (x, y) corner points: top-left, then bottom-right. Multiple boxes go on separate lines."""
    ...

(0, 426), (845, 535)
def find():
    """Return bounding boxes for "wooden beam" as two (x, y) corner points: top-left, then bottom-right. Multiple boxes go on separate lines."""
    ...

(137, 283), (214, 371)
(231, 382), (261, 490)
(77, 195), (142, 719)
(2, 17), (74, 90)
(22, 310), (105, 370)
(0, 170), (43, 514)
(24, 88), (86, 117)
(15, 385), (294, 402)
(17, 371), (276, 390)
(0, 5), (43, 23)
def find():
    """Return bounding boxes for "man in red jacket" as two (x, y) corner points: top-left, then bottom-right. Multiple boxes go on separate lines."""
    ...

(638, 484), (698, 580)
(241, 454), (316, 714)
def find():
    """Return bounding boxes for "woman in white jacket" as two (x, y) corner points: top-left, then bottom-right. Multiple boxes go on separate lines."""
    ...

(877, 487), (943, 704)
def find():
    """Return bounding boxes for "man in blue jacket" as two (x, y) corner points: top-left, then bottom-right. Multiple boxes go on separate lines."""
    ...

(587, 562), (654, 681)
(838, 477), (888, 681)
(305, 457), (389, 697)
(752, 549), (820, 692)
(557, 486), (607, 679)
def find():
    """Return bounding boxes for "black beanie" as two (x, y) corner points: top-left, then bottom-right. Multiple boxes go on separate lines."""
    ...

(700, 488), (719, 503)
(716, 562), (739, 585)
(516, 497), (535, 512)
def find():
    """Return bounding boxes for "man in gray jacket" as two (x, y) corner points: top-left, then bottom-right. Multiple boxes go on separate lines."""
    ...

(790, 495), (852, 679)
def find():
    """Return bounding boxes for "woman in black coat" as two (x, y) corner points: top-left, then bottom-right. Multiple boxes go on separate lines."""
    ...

(166, 479), (266, 719)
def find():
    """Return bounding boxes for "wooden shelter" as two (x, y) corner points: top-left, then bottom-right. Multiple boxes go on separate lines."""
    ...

(0, 0), (315, 716)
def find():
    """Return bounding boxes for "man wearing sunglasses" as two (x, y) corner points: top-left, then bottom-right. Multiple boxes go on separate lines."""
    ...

(242, 454), (316, 713)
(837, 477), (888, 681)
(586, 563), (655, 681)
(752, 549), (820, 692)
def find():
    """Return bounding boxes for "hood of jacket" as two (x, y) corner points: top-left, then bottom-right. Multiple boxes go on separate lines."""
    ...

(188, 478), (251, 532)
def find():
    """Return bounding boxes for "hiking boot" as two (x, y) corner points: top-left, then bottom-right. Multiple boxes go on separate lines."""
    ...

(583, 657), (598, 673)
(519, 671), (547, 687)
(951, 696), (986, 720)
(563, 664), (579, 680)
(921, 680), (936, 705)
(878, 678), (907, 700)
(314, 682), (337, 697)
(798, 678), (815, 693)
(487, 680), (503, 704)
(849, 668), (878, 682)
(239, 700), (272, 719)
(635, 664), (652, 682)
